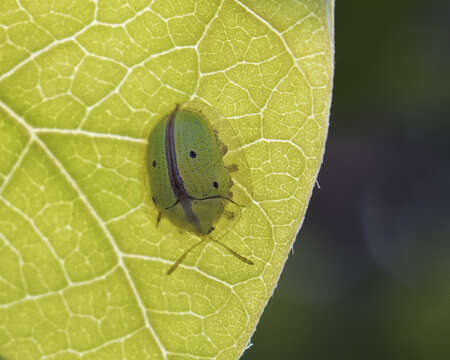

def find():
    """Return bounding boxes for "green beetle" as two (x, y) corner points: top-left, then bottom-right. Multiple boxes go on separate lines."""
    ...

(147, 104), (253, 274)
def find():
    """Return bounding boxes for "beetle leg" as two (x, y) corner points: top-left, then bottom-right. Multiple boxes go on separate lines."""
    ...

(224, 210), (235, 220)
(226, 164), (238, 172)
(156, 212), (162, 227)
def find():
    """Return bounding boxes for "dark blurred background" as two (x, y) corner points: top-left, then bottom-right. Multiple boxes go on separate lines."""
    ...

(245, 1), (450, 359)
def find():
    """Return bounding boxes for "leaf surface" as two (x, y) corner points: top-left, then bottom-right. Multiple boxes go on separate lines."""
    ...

(0, 0), (334, 359)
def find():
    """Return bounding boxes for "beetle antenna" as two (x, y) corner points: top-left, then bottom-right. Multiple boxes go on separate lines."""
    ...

(193, 195), (244, 229)
(167, 236), (254, 275)
(191, 195), (243, 207)
(165, 199), (180, 210)
(167, 238), (207, 275)
(171, 103), (180, 118)
(209, 237), (254, 265)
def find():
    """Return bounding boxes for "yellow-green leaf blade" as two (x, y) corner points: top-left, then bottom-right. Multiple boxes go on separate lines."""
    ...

(0, 0), (334, 359)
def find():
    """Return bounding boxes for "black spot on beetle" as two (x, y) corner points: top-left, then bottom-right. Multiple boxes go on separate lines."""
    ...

(152, 160), (156, 167)
(189, 150), (197, 158)
(213, 181), (219, 189)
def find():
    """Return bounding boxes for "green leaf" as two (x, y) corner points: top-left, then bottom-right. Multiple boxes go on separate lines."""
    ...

(0, 0), (334, 359)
